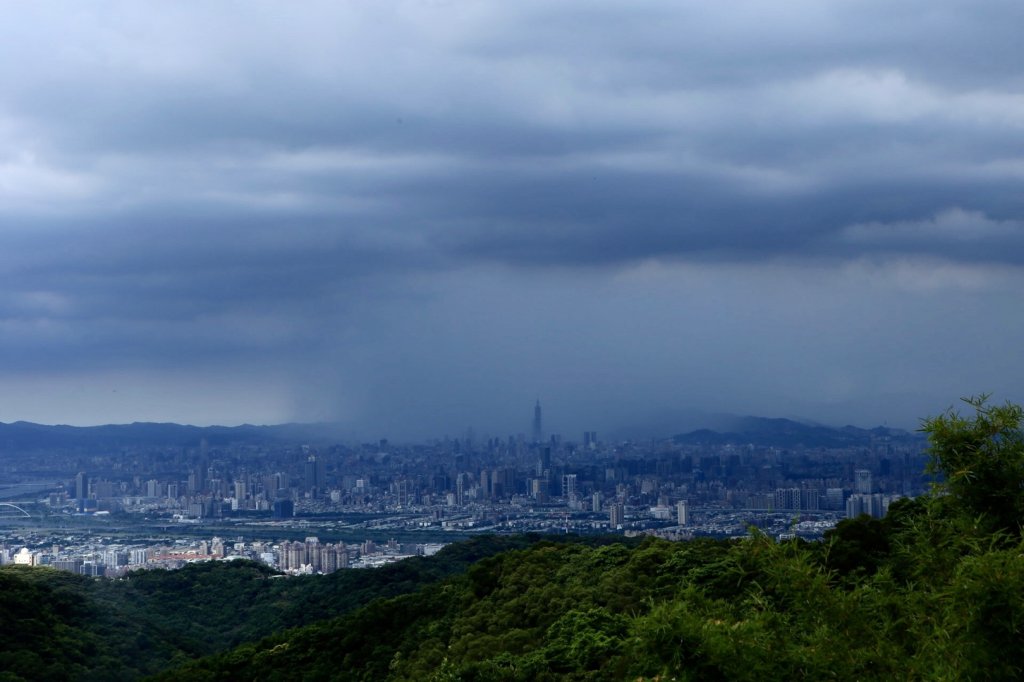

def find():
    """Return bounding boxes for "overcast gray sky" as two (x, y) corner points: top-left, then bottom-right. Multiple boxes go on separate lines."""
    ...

(1, 1), (1022, 439)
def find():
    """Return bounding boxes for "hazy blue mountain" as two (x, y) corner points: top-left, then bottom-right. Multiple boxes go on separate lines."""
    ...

(0, 421), (351, 451)
(0, 415), (922, 452)
(673, 416), (920, 448)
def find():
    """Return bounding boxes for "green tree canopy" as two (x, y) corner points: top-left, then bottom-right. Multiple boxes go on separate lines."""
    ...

(922, 395), (1024, 535)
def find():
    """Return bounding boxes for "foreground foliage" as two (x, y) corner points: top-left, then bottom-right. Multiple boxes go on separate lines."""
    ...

(166, 517), (1024, 681)
(5, 397), (1024, 680)
(0, 535), (544, 680)
(163, 397), (1024, 680)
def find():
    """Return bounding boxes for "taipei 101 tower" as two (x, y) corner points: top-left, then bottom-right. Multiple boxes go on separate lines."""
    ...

(532, 400), (543, 443)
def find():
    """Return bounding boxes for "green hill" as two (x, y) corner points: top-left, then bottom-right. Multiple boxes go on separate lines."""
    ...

(157, 397), (1024, 680)
(159, 497), (1023, 680)
(0, 535), (547, 680)
(4, 397), (1024, 680)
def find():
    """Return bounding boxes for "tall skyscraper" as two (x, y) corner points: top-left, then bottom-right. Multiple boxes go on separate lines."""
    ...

(187, 469), (204, 495)
(677, 500), (689, 526)
(75, 472), (89, 501)
(609, 503), (624, 529)
(537, 447), (551, 477)
(305, 454), (326, 493)
(532, 400), (543, 443)
(272, 498), (294, 519)
(561, 473), (577, 499)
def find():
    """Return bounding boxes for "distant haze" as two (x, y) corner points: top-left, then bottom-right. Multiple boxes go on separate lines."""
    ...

(1, 2), (1022, 440)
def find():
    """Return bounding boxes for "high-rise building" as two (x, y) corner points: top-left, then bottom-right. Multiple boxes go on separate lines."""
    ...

(774, 487), (802, 510)
(305, 537), (322, 571)
(305, 454), (326, 493)
(677, 500), (689, 526)
(825, 488), (845, 510)
(561, 474), (577, 499)
(537, 447), (552, 478)
(187, 469), (204, 495)
(75, 472), (89, 501)
(532, 400), (543, 443)
(92, 480), (115, 499)
(272, 499), (294, 519)
(531, 477), (548, 501)
(609, 503), (625, 529)
(319, 544), (348, 573)
(273, 472), (289, 495)
(491, 469), (505, 499)
(855, 469), (873, 495)
(846, 493), (887, 519)
(280, 541), (306, 570)
(54, 559), (83, 574)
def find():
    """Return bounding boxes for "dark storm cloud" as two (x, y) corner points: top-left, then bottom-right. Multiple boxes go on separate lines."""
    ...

(1, 0), (1023, 431)
(0, 205), (442, 373)
(5, 2), (1022, 272)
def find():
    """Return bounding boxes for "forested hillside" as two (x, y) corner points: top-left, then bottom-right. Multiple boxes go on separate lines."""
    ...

(162, 499), (989, 680)
(0, 535), (549, 680)
(3, 398), (1024, 681)
(161, 398), (1024, 680)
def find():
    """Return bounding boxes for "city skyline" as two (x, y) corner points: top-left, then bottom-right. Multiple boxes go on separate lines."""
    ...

(1, 2), (1022, 439)
(0, 398), (916, 446)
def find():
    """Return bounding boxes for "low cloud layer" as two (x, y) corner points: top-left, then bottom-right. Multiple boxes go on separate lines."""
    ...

(1, 1), (1022, 438)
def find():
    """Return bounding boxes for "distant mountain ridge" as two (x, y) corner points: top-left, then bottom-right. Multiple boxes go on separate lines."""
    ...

(0, 415), (924, 451)
(673, 416), (922, 448)
(0, 420), (349, 451)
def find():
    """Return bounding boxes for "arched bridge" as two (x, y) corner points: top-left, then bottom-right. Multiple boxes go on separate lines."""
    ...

(0, 503), (31, 518)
